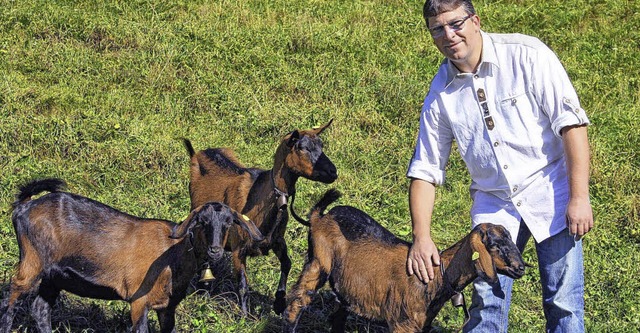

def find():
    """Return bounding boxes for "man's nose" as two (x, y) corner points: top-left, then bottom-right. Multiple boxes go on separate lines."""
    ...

(443, 25), (458, 39)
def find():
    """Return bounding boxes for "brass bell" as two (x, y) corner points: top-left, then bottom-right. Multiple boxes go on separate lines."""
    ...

(199, 265), (215, 284)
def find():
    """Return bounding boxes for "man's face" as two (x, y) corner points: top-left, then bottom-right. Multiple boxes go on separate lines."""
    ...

(427, 6), (482, 72)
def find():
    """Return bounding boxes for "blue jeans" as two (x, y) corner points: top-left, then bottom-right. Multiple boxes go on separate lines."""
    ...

(464, 222), (585, 333)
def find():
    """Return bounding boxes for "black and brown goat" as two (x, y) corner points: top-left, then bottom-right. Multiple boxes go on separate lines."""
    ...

(182, 120), (337, 314)
(0, 179), (263, 333)
(283, 189), (526, 333)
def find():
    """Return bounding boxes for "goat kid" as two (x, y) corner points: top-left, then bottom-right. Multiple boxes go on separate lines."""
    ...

(0, 178), (263, 333)
(283, 189), (525, 333)
(183, 120), (337, 314)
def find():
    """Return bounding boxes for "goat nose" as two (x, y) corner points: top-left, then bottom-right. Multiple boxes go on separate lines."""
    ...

(324, 166), (338, 179)
(208, 247), (223, 259)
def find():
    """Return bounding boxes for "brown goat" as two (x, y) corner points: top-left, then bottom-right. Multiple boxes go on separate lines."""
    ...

(183, 120), (337, 314)
(0, 179), (263, 333)
(283, 189), (525, 333)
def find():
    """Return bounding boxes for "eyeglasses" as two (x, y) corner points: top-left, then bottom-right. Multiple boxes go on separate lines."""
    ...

(428, 15), (473, 38)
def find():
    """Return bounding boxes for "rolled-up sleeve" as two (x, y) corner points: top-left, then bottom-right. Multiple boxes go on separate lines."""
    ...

(406, 99), (453, 185)
(532, 42), (590, 137)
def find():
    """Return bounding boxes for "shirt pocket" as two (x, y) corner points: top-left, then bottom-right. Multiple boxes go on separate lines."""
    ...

(499, 91), (531, 112)
(498, 91), (545, 146)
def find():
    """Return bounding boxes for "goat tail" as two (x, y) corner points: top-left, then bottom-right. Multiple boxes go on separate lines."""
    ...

(182, 138), (195, 158)
(311, 189), (341, 219)
(14, 178), (67, 207)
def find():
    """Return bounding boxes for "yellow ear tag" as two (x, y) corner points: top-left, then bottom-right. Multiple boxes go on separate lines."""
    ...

(242, 214), (250, 221)
(312, 125), (321, 129)
(472, 251), (480, 260)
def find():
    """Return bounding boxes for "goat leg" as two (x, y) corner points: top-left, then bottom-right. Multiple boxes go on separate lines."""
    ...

(31, 282), (59, 333)
(130, 300), (149, 333)
(283, 259), (326, 331)
(329, 303), (348, 333)
(239, 271), (249, 314)
(0, 295), (21, 332)
(272, 237), (292, 315)
(0, 265), (42, 333)
(232, 250), (250, 315)
(156, 306), (177, 333)
(31, 296), (54, 333)
(0, 298), (17, 333)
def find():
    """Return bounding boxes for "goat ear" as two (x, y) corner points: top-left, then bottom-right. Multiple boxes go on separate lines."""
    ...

(312, 119), (333, 135)
(287, 130), (301, 148)
(170, 208), (201, 239)
(470, 231), (498, 284)
(233, 212), (264, 242)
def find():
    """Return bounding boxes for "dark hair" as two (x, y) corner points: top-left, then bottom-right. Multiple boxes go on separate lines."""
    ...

(423, 0), (476, 21)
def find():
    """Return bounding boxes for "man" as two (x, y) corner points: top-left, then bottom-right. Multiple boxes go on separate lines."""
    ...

(405, 0), (594, 332)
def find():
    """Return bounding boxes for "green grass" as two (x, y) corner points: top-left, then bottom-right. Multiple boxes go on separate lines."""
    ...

(1, 0), (638, 332)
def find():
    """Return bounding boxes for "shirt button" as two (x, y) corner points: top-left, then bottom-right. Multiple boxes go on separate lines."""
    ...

(516, 201), (522, 207)
(511, 98), (517, 105)
(493, 141), (499, 147)
(512, 186), (518, 192)
(503, 165), (508, 169)
(474, 74), (479, 79)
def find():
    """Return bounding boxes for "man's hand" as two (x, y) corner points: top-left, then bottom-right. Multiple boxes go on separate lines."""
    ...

(407, 236), (440, 283)
(566, 197), (594, 240)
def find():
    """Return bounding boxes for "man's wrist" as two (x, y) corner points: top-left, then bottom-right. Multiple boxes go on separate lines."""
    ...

(412, 232), (432, 242)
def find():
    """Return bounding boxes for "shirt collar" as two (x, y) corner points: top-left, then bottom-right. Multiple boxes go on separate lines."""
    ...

(444, 31), (500, 88)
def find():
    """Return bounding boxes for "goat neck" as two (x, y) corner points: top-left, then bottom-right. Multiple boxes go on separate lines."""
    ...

(271, 144), (299, 206)
(421, 239), (475, 327)
(438, 236), (478, 292)
(271, 168), (292, 210)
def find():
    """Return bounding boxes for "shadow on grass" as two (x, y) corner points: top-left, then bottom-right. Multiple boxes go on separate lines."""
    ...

(195, 256), (462, 333)
(2, 258), (462, 333)
(0, 283), (132, 332)
(258, 290), (389, 333)
(196, 257), (389, 333)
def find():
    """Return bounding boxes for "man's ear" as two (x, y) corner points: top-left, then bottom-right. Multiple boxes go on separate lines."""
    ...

(470, 232), (498, 284)
(473, 14), (481, 31)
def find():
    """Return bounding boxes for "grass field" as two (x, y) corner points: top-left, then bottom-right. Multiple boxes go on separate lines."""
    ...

(1, 0), (639, 332)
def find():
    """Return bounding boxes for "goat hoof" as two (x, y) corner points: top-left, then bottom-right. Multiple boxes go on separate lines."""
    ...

(273, 291), (287, 314)
(281, 318), (296, 333)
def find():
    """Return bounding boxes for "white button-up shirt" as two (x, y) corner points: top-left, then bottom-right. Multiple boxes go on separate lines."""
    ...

(407, 31), (590, 242)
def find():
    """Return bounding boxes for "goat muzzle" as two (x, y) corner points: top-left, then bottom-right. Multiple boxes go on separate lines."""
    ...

(207, 246), (224, 261)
